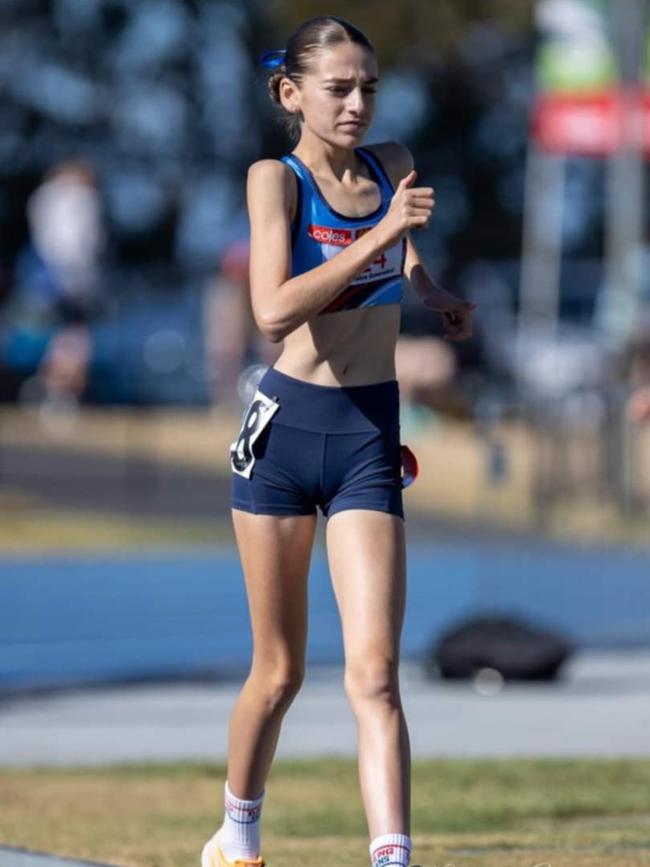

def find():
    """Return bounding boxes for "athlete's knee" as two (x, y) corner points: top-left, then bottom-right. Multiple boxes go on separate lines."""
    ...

(344, 654), (401, 707)
(249, 658), (305, 711)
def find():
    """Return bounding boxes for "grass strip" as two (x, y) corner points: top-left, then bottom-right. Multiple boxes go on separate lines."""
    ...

(1, 758), (649, 866)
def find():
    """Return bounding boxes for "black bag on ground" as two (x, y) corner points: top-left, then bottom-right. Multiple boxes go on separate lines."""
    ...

(430, 614), (573, 681)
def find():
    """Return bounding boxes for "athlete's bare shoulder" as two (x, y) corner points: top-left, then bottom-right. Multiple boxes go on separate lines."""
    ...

(247, 158), (298, 223)
(362, 141), (414, 190)
(247, 157), (294, 181)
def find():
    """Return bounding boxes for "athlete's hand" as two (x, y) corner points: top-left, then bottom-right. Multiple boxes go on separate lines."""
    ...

(376, 170), (434, 248)
(422, 293), (477, 342)
(417, 275), (477, 341)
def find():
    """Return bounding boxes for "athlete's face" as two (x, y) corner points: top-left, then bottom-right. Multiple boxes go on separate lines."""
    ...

(293, 43), (378, 144)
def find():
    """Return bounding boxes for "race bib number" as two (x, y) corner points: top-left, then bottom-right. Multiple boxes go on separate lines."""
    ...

(229, 389), (280, 479)
(315, 224), (403, 286)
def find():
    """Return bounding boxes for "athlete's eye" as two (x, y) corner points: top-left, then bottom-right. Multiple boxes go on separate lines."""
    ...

(327, 86), (377, 95)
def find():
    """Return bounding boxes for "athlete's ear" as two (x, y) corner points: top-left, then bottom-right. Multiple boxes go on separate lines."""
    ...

(279, 78), (301, 114)
(278, 79), (289, 106)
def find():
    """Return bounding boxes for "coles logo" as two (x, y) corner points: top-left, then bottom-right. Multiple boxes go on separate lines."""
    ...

(308, 224), (353, 246)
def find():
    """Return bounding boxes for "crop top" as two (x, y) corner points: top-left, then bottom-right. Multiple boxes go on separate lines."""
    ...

(280, 146), (407, 314)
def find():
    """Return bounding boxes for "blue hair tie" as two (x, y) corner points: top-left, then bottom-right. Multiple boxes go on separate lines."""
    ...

(260, 49), (286, 70)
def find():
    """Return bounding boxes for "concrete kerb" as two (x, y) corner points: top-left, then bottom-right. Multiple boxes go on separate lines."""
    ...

(0, 846), (119, 867)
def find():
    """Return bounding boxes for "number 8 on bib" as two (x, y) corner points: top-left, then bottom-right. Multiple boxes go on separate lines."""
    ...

(229, 390), (281, 479)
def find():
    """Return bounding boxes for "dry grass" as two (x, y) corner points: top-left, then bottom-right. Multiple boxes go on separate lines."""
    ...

(1, 758), (650, 866)
(0, 502), (232, 552)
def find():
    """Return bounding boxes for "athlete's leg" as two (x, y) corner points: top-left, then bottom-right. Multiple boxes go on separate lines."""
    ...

(226, 508), (317, 798)
(325, 508), (410, 839)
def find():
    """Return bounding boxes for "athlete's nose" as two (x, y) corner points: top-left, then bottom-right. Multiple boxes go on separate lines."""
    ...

(346, 86), (366, 114)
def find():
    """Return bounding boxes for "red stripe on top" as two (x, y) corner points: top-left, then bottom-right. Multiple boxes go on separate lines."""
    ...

(371, 844), (412, 855)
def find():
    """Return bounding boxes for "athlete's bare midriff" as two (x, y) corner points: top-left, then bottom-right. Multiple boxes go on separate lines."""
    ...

(271, 301), (400, 386)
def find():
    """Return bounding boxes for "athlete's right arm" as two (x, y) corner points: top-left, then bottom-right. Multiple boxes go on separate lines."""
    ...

(246, 159), (432, 343)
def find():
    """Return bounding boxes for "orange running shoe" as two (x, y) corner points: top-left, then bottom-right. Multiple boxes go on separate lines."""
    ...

(201, 828), (266, 867)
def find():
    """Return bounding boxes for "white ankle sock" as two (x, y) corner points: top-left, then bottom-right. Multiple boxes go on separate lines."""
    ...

(219, 780), (265, 861)
(369, 832), (412, 867)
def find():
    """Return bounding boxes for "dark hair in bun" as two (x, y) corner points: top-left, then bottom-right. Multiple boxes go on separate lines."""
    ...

(263, 16), (374, 143)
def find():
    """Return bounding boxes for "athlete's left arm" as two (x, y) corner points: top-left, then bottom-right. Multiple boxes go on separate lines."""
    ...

(408, 240), (477, 341)
(369, 142), (477, 341)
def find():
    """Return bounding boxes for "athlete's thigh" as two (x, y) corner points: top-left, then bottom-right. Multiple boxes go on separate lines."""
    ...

(325, 509), (407, 662)
(231, 509), (317, 670)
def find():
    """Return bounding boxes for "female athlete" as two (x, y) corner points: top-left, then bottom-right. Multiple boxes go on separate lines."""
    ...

(202, 15), (476, 867)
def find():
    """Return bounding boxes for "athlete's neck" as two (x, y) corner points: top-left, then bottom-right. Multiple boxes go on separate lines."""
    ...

(291, 133), (363, 182)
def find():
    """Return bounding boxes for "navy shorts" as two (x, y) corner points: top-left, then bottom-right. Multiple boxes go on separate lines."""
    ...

(230, 366), (404, 520)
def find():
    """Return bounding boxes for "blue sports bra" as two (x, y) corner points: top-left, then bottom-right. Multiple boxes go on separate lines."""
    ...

(280, 147), (406, 314)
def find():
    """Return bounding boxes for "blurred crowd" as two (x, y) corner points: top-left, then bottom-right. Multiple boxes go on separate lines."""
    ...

(0, 2), (650, 429)
(1, 160), (106, 407)
(3, 153), (650, 429)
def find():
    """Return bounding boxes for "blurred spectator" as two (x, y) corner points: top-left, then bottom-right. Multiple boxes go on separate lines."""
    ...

(395, 335), (457, 431)
(0, 159), (107, 403)
(625, 331), (650, 423)
(202, 237), (281, 407)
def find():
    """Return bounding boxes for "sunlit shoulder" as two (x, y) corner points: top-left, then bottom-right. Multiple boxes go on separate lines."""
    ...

(246, 158), (298, 222)
(247, 157), (294, 183)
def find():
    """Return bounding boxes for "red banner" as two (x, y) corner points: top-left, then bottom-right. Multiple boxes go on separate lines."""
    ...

(532, 88), (650, 156)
